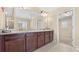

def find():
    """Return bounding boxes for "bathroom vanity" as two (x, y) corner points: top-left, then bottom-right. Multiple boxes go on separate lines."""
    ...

(0, 30), (53, 52)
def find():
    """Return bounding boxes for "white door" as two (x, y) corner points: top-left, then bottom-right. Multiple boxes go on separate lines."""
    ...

(59, 16), (73, 45)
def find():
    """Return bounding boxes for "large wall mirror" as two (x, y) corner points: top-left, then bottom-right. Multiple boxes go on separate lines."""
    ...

(3, 7), (45, 31)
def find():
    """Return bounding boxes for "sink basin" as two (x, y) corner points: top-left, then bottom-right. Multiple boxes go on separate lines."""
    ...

(2, 30), (11, 33)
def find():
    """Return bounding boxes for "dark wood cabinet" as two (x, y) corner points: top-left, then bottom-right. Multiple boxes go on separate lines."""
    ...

(4, 34), (25, 52)
(37, 32), (44, 48)
(26, 32), (37, 52)
(0, 36), (4, 52)
(0, 31), (53, 52)
(49, 31), (53, 42)
(45, 31), (50, 44)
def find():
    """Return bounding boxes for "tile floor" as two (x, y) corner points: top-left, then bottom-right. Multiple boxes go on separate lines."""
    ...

(34, 42), (79, 52)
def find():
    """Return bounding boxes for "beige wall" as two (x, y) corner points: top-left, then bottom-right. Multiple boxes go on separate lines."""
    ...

(74, 8), (79, 47)
(47, 13), (57, 43)
(0, 8), (5, 29)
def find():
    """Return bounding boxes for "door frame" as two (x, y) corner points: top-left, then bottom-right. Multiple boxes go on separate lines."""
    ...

(57, 8), (76, 46)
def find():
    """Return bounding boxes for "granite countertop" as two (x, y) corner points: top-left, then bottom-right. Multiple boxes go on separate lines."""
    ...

(0, 30), (53, 35)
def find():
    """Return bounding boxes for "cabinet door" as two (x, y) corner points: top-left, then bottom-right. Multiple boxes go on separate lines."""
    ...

(26, 32), (37, 52)
(45, 31), (50, 44)
(49, 31), (53, 42)
(37, 32), (44, 48)
(5, 34), (25, 52)
(0, 36), (4, 52)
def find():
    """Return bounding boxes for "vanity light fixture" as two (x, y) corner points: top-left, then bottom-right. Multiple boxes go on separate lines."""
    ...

(59, 10), (73, 19)
(41, 10), (48, 17)
(64, 10), (72, 16)
(40, 10), (49, 30)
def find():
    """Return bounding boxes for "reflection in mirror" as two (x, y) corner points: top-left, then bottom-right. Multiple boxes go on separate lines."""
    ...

(3, 7), (47, 31)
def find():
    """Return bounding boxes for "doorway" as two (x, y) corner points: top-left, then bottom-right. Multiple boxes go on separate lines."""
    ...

(57, 10), (75, 46)
(59, 16), (72, 45)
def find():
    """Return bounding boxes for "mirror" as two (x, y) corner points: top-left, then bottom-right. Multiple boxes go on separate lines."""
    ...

(3, 7), (46, 31)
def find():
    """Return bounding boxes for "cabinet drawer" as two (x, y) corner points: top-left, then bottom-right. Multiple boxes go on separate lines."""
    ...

(45, 31), (49, 37)
(4, 34), (25, 41)
(38, 32), (44, 36)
